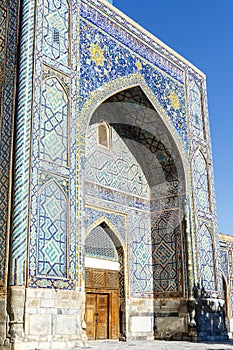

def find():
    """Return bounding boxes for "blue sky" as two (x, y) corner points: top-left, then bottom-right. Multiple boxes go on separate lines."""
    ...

(114, 0), (233, 235)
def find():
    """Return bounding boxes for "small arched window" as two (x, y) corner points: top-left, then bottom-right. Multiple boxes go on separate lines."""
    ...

(97, 122), (112, 149)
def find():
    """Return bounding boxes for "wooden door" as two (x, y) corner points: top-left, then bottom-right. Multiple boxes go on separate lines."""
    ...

(85, 293), (109, 340)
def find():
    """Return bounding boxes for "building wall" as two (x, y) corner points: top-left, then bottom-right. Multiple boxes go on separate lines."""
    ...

(0, 0), (223, 348)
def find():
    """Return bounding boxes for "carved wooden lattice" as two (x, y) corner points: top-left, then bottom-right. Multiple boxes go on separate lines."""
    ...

(85, 268), (119, 290)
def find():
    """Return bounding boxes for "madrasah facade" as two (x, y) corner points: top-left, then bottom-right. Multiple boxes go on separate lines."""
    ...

(0, 0), (233, 348)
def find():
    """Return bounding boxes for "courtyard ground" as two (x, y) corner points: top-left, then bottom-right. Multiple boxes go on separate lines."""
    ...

(80, 340), (233, 350)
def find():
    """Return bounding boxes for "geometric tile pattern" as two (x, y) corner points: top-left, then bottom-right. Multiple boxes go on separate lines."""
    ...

(192, 151), (210, 213)
(40, 78), (68, 166)
(38, 181), (67, 277)
(197, 224), (215, 291)
(130, 214), (153, 295)
(189, 79), (204, 139)
(151, 210), (183, 297)
(42, 0), (69, 66)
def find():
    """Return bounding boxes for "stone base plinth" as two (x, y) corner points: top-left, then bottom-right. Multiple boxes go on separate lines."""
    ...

(126, 297), (154, 340)
(6, 287), (86, 350)
(153, 298), (190, 341)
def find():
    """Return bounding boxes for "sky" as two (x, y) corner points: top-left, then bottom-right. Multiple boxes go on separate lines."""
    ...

(113, 0), (233, 235)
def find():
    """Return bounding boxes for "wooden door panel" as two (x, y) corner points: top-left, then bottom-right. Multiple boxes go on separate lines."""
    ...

(111, 291), (119, 339)
(96, 294), (108, 339)
(86, 294), (96, 340)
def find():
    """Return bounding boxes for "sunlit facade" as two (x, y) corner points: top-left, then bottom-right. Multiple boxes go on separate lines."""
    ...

(0, 0), (230, 348)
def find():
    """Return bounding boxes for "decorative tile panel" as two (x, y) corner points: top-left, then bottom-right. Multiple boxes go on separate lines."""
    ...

(42, 0), (70, 66)
(151, 210), (183, 297)
(129, 213), (153, 296)
(197, 224), (215, 291)
(40, 77), (68, 166)
(27, 0), (79, 290)
(38, 181), (67, 277)
(188, 77), (204, 139)
(192, 151), (210, 213)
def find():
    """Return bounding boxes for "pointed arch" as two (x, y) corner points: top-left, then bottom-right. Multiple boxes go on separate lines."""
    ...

(38, 180), (68, 278)
(80, 74), (191, 196)
(40, 77), (69, 166)
(85, 217), (125, 251)
(85, 219), (125, 298)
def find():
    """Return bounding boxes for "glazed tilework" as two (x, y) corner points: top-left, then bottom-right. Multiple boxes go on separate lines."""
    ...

(189, 78), (204, 139)
(0, 1), (8, 289)
(86, 124), (150, 198)
(192, 151), (210, 213)
(81, 0), (185, 83)
(187, 71), (221, 293)
(40, 77), (68, 166)
(38, 181), (68, 277)
(27, 3), (79, 289)
(42, 0), (69, 66)
(0, 0), (19, 292)
(6, 0), (221, 300)
(129, 213), (153, 295)
(197, 224), (215, 291)
(85, 205), (126, 243)
(9, 0), (39, 286)
(26, 0), (79, 289)
(151, 210), (184, 297)
(79, 19), (188, 149)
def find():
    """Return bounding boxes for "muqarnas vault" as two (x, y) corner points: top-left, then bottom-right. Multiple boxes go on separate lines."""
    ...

(0, 0), (231, 349)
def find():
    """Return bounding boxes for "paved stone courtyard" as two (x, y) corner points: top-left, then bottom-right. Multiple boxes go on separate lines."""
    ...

(81, 340), (233, 350)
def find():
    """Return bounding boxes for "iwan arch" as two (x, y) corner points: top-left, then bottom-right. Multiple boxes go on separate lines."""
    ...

(0, 0), (230, 349)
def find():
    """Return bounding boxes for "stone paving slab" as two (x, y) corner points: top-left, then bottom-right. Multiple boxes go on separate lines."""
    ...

(79, 340), (233, 350)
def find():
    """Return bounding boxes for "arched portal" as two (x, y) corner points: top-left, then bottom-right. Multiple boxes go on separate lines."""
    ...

(84, 86), (188, 340)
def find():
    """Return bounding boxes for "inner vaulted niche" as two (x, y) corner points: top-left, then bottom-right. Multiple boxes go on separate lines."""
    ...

(84, 86), (187, 340)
